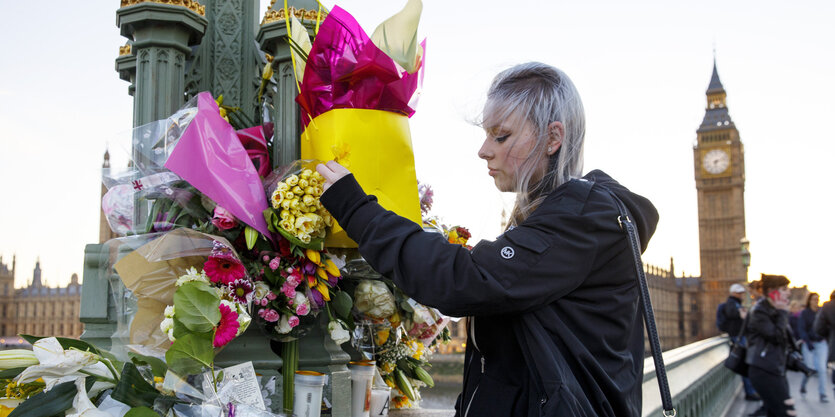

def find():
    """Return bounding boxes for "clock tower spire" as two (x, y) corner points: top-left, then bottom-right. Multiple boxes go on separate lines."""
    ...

(693, 60), (747, 338)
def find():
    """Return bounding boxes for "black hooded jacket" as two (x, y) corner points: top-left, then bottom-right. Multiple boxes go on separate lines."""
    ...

(321, 169), (659, 417)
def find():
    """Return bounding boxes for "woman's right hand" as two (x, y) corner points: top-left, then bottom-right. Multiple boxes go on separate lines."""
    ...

(316, 160), (352, 192)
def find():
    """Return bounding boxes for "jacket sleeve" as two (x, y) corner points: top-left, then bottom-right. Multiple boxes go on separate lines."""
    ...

(724, 300), (742, 321)
(814, 308), (830, 339)
(746, 305), (787, 346)
(320, 174), (599, 317)
(797, 310), (811, 343)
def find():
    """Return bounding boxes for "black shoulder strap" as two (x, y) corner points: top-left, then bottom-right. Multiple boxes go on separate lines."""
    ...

(599, 185), (676, 417)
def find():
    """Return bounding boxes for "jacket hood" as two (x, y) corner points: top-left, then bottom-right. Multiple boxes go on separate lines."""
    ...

(584, 169), (659, 253)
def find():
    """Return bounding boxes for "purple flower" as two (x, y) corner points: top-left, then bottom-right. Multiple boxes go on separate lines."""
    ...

(419, 183), (434, 214)
(301, 260), (317, 276)
(228, 279), (253, 303)
(309, 288), (325, 308)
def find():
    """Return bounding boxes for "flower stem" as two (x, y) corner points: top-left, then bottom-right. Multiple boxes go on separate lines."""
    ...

(79, 369), (117, 385)
(282, 339), (299, 412)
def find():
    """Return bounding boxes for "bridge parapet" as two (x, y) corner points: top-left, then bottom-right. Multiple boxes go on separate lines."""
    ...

(642, 336), (737, 417)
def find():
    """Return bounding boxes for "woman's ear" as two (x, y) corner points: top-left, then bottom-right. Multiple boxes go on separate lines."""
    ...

(547, 121), (564, 156)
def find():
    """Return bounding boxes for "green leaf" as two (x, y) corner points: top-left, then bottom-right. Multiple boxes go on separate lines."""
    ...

(174, 282), (221, 333)
(165, 333), (214, 376)
(111, 362), (161, 409)
(124, 407), (160, 417)
(245, 226), (259, 250)
(332, 291), (353, 322)
(0, 367), (27, 379)
(8, 378), (94, 417)
(128, 352), (168, 379)
(20, 334), (101, 355)
(171, 316), (189, 340)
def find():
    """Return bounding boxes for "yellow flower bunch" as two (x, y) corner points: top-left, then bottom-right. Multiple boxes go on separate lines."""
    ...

(270, 169), (334, 244)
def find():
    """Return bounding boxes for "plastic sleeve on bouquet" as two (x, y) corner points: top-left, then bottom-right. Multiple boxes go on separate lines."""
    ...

(107, 229), (240, 351)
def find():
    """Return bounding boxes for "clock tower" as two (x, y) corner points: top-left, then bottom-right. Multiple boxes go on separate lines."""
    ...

(694, 61), (747, 338)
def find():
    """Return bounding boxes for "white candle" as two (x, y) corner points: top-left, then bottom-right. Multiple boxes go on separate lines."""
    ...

(370, 387), (391, 416)
(293, 370), (326, 417)
(348, 361), (376, 417)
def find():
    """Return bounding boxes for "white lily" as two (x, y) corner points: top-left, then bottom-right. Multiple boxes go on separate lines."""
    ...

(65, 377), (112, 417)
(370, 0), (424, 73)
(15, 338), (114, 394)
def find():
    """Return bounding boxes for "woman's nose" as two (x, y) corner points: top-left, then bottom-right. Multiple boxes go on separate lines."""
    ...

(478, 140), (492, 160)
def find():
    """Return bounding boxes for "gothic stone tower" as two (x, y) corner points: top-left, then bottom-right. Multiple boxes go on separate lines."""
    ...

(694, 62), (747, 338)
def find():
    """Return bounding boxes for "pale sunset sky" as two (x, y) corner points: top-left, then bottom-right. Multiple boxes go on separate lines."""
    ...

(0, 0), (833, 300)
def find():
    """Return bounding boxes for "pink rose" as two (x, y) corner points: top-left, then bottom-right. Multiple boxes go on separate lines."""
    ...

(257, 309), (266, 318)
(260, 298), (269, 306)
(263, 309), (280, 322)
(296, 303), (309, 316)
(288, 315), (300, 328)
(212, 206), (237, 230)
(269, 257), (281, 271)
(266, 291), (277, 301)
(283, 286), (296, 300)
(262, 255), (270, 263)
(286, 271), (302, 287)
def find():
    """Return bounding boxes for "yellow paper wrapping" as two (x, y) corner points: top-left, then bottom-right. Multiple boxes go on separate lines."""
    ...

(301, 109), (421, 247)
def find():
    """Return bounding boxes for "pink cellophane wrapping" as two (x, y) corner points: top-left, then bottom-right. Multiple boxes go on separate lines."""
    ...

(296, 6), (426, 125)
(164, 92), (272, 239)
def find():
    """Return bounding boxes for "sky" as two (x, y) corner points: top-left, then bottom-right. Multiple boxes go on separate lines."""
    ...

(1, 0), (834, 300)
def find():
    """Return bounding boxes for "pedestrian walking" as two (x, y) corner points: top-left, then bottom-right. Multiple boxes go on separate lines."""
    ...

(798, 292), (829, 402)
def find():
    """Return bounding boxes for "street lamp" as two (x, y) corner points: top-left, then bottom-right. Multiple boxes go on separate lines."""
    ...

(740, 237), (751, 273)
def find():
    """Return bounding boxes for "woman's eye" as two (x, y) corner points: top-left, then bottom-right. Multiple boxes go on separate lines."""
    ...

(495, 135), (509, 143)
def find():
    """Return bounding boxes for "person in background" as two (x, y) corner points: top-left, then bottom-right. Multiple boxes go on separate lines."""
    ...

(749, 280), (763, 301)
(721, 283), (759, 401)
(744, 274), (796, 417)
(813, 290), (835, 400)
(788, 301), (803, 343)
(798, 292), (829, 402)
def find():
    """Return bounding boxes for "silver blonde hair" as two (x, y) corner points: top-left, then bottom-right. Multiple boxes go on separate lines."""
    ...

(483, 62), (586, 227)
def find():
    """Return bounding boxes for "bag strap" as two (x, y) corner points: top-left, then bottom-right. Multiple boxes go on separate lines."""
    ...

(600, 186), (676, 417)
(733, 303), (752, 342)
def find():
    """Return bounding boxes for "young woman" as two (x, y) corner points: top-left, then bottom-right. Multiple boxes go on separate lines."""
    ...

(798, 292), (829, 402)
(318, 62), (659, 416)
(744, 274), (797, 416)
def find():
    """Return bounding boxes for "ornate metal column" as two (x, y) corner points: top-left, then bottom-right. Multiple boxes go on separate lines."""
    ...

(117, 1), (207, 127)
(257, 0), (322, 166)
(184, 0), (263, 122)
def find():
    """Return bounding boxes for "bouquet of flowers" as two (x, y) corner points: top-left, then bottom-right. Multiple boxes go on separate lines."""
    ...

(291, 0), (427, 247)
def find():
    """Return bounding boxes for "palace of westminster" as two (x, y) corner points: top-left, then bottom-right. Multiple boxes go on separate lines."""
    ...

(0, 63), (809, 351)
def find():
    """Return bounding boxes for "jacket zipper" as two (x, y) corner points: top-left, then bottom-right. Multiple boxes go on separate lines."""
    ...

(464, 317), (485, 417)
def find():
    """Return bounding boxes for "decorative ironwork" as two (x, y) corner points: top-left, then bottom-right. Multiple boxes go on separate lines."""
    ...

(261, 6), (327, 25)
(119, 0), (206, 17)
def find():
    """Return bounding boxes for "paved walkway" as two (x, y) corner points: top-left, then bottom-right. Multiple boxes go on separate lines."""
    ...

(724, 369), (834, 416)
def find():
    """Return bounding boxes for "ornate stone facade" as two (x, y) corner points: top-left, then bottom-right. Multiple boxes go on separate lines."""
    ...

(0, 257), (82, 342)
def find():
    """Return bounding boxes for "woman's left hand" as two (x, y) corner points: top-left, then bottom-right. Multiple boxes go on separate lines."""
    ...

(316, 160), (352, 192)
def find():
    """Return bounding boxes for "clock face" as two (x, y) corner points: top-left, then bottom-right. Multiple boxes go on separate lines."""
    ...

(703, 149), (730, 174)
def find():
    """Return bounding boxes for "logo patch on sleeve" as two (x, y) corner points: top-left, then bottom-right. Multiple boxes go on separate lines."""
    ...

(500, 246), (515, 259)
